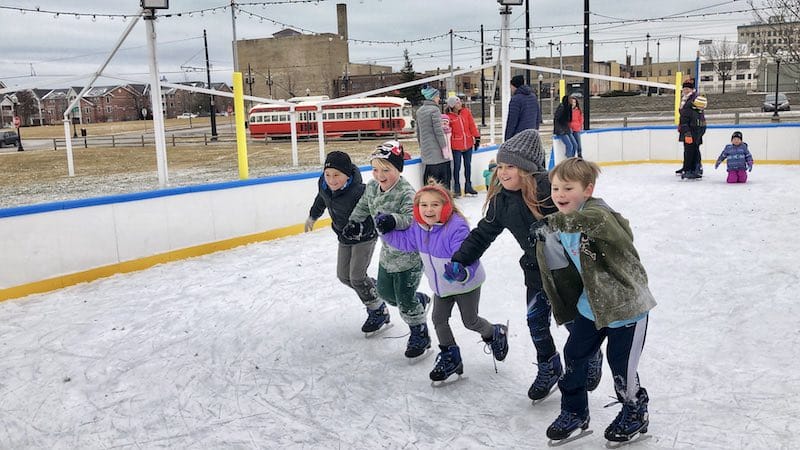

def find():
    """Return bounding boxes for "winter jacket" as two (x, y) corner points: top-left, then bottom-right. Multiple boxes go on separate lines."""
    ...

(535, 197), (657, 329)
(569, 107), (583, 132)
(553, 98), (572, 136)
(382, 214), (485, 298)
(679, 93), (707, 144)
(452, 172), (556, 291)
(715, 143), (753, 172)
(416, 100), (449, 166)
(348, 177), (422, 273)
(505, 84), (541, 140)
(446, 107), (480, 151)
(309, 166), (377, 245)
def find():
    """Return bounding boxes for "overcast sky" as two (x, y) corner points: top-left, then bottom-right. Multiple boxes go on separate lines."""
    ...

(0, 0), (765, 90)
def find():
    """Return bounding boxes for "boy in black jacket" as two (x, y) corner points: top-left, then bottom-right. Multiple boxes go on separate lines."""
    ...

(305, 151), (381, 333)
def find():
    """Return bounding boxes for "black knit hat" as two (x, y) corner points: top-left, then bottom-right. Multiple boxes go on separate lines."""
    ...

(511, 75), (525, 88)
(732, 131), (743, 140)
(324, 151), (354, 176)
(682, 79), (695, 89)
(497, 129), (545, 172)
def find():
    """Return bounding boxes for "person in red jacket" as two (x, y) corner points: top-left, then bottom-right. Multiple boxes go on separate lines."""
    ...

(446, 96), (481, 197)
(568, 96), (583, 158)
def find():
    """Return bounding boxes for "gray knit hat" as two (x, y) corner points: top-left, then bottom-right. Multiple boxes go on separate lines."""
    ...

(497, 129), (545, 172)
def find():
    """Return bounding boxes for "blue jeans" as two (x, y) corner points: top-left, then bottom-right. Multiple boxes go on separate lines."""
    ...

(572, 131), (582, 158)
(452, 148), (474, 194)
(557, 133), (578, 158)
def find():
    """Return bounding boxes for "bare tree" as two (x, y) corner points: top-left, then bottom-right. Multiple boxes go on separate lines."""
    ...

(749, 0), (800, 77)
(701, 38), (747, 93)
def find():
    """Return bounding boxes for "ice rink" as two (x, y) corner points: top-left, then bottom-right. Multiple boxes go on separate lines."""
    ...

(1, 164), (799, 449)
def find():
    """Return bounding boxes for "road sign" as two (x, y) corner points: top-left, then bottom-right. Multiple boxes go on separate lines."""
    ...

(13, 116), (20, 128)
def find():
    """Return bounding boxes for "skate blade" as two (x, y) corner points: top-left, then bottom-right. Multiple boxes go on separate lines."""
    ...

(430, 374), (467, 387)
(605, 432), (651, 448)
(547, 429), (593, 447)
(530, 385), (558, 405)
(407, 347), (434, 365)
(363, 322), (394, 338)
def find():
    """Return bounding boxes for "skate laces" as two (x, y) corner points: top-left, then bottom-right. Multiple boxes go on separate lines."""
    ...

(552, 410), (585, 429)
(532, 360), (557, 389)
(407, 326), (428, 348)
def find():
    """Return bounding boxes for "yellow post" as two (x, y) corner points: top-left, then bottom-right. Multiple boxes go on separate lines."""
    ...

(233, 71), (249, 180)
(559, 79), (566, 101)
(674, 72), (683, 125)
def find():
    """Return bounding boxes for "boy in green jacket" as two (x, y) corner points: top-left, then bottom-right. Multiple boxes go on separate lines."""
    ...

(529, 158), (656, 445)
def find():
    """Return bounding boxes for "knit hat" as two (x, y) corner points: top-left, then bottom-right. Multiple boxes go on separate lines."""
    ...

(692, 95), (708, 110)
(682, 79), (695, 89)
(324, 151), (354, 176)
(446, 96), (461, 109)
(421, 86), (439, 100)
(732, 131), (743, 140)
(497, 129), (545, 172)
(371, 140), (406, 172)
(511, 75), (525, 88)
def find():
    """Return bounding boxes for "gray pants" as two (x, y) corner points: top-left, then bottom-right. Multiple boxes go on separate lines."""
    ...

(431, 287), (494, 347)
(336, 239), (381, 310)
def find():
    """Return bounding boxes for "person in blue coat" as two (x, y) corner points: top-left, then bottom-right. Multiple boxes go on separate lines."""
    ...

(505, 75), (542, 140)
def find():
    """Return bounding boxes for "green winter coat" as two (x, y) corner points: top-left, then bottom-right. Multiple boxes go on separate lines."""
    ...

(535, 197), (656, 329)
(348, 177), (421, 273)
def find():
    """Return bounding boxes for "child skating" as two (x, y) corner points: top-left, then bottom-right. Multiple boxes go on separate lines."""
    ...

(530, 157), (656, 445)
(379, 182), (508, 384)
(344, 141), (431, 358)
(715, 131), (754, 183)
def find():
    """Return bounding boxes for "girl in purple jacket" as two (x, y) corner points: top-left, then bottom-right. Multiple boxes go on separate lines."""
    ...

(377, 183), (508, 383)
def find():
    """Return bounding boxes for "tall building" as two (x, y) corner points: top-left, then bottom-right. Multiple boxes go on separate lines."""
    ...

(737, 16), (800, 56)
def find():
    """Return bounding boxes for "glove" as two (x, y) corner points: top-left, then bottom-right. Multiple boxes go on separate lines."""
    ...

(474, 137), (481, 150)
(342, 221), (363, 240)
(748, 163), (753, 172)
(684, 135), (694, 144)
(527, 220), (549, 248)
(714, 162), (720, 170)
(443, 261), (468, 282)
(304, 216), (316, 232)
(374, 213), (396, 234)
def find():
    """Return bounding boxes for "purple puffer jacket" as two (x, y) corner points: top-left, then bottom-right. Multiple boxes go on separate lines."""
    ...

(382, 214), (485, 297)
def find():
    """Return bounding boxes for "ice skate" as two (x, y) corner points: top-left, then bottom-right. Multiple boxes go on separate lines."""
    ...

(587, 349), (603, 392)
(362, 303), (392, 337)
(405, 323), (431, 358)
(464, 185), (478, 197)
(483, 322), (509, 362)
(605, 388), (649, 444)
(546, 410), (592, 446)
(430, 345), (465, 386)
(528, 352), (563, 403)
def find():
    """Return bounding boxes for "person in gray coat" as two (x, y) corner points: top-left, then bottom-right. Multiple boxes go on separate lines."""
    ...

(416, 86), (451, 188)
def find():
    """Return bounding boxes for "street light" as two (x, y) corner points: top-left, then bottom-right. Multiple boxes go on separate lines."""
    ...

(538, 73), (544, 114)
(773, 57), (782, 119)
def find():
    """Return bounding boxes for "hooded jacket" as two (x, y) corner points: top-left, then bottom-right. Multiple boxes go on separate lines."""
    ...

(452, 172), (556, 291)
(505, 84), (542, 140)
(446, 107), (480, 151)
(415, 100), (449, 165)
(536, 197), (657, 329)
(308, 166), (377, 245)
(382, 214), (485, 298)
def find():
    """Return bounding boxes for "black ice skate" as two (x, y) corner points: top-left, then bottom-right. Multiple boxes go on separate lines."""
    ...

(529, 352), (563, 403)
(605, 388), (649, 444)
(405, 323), (431, 358)
(546, 410), (592, 446)
(483, 322), (509, 362)
(362, 303), (392, 337)
(430, 345), (465, 386)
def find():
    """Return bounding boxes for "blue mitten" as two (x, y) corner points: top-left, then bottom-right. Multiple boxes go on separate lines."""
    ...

(443, 261), (468, 282)
(374, 213), (396, 234)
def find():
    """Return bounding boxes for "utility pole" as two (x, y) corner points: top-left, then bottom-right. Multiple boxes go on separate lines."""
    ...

(525, 0), (531, 86)
(230, 0), (238, 72)
(246, 63), (255, 111)
(646, 33), (651, 96)
(583, 0), (590, 130)
(267, 68), (273, 98)
(549, 40), (554, 115)
(656, 40), (661, 95)
(204, 29), (218, 140)
(448, 29), (455, 97)
(480, 24), (486, 126)
(678, 34), (682, 74)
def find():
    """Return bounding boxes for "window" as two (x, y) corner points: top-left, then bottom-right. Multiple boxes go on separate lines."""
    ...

(106, 106), (112, 113)
(701, 62), (715, 71)
(335, 112), (343, 119)
(345, 112), (352, 119)
(736, 74), (746, 80)
(700, 75), (713, 82)
(737, 60), (750, 69)
(635, 70), (643, 77)
(106, 96), (111, 103)
(719, 62), (732, 71)
(353, 111), (361, 119)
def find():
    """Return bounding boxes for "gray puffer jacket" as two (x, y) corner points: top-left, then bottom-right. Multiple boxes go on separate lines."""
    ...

(415, 100), (448, 166)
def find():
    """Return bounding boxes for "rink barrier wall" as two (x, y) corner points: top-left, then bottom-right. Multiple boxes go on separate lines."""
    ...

(0, 150), (497, 301)
(2, 123), (799, 302)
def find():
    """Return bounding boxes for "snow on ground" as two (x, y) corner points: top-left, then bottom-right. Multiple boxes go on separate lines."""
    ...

(1, 164), (799, 449)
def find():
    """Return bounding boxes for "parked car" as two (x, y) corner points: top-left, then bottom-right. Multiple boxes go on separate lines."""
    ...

(0, 131), (19, 148)
(177, 113), (198, 119)
(763, 93), (790, 112)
